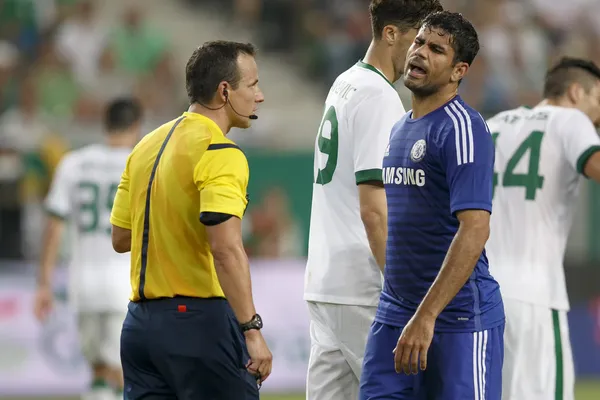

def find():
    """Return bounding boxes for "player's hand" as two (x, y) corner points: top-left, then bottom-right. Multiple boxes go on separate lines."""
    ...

(393, 313), (435, 375)
(244, 329), (273, 384)
(33, 285), (53, 322)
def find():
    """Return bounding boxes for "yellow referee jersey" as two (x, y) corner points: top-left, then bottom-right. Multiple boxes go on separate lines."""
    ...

(110, 112), (249, 301)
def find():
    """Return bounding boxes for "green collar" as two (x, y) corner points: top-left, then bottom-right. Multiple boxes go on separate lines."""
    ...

(355, 60), (395, 89)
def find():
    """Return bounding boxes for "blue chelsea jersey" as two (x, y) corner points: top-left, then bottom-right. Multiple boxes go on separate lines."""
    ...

(376, 96), (504, 332)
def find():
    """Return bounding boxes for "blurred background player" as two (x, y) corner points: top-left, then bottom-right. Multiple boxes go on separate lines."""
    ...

(487, 57), (600, 400)
(360, 11), (504, 399)
(33, 97), (143, 400)
(111, 41), (271, 399)
(303, 1), (443, 398)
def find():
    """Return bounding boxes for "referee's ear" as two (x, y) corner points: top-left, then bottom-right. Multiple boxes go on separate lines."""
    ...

(112, 225), (131, 253)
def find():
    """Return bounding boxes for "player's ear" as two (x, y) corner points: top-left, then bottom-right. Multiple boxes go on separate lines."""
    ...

(566, 82), (585, 105)
(383, 25), (398, 45)
(450, 62), (469, 84)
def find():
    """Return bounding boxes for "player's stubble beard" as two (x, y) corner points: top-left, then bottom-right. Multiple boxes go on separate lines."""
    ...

(404, 76), (439, 99)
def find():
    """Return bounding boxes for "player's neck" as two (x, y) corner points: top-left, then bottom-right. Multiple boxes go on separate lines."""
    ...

(187, 104), (231, 135)
(411, 87), (458, 119)
(105, 134), (133, 149)
(363, 42), (396, 84)
(541, 97), (572, 108)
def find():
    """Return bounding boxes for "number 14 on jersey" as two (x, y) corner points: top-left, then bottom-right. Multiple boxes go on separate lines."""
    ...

(492, 130), (545, 200)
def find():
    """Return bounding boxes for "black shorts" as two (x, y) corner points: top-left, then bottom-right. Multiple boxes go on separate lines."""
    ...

(120, 297), (259, 399)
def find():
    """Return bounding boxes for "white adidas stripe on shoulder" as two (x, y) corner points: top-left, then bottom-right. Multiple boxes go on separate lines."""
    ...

(476, 112), (491, 133)
(453, 101), (474, 163)
(443, 100), (477, 165)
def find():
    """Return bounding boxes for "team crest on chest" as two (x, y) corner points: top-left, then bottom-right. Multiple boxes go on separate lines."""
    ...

(410, 139), (427, 162)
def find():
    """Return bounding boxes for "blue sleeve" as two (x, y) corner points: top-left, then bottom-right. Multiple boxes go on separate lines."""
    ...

(441, 109), (494, 216)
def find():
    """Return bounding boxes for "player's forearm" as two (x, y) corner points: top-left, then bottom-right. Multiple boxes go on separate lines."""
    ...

(416, 223), (489, 320)
(212, 245), (257, 324)
(111, 225), (132, 253)
(362, 210), (387, 272)
(38, 217), (64, 287)
(359, 184), (388, 272)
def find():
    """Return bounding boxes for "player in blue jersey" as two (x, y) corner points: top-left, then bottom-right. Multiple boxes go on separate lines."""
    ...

(359, 11), (504, 400)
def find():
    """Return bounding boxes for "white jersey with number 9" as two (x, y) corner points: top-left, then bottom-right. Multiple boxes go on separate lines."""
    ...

(304, 61), (406, 306)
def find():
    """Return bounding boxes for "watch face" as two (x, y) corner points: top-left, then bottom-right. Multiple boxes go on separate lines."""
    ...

(254, 314), (263, 329)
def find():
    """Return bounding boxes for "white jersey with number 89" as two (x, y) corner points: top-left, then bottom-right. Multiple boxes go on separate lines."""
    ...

(304, 61), (406, 306)
(45, 144), (131, 312)
(486, 105), (600, 311)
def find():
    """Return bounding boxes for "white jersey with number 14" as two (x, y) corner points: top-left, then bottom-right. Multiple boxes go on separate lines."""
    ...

(304, 61), (406, 306)
(45, 144), (132, 312)
(486, 105), (600, 311)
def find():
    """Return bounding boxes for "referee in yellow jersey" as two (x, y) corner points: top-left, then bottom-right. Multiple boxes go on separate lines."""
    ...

(109, 41), (271, 399)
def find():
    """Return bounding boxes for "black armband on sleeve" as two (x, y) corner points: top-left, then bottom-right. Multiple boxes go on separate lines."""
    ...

(199, 212), (234, 226)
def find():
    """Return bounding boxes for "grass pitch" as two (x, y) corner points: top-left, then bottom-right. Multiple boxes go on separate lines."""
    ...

(3, 380), (599, 399)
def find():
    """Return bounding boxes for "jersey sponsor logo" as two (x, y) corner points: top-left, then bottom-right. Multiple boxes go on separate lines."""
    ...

(410, 139), (426, 162)
(383, 166), (425, 187)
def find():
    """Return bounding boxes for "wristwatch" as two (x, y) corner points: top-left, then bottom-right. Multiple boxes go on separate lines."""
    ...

(240, 314), (263, 332)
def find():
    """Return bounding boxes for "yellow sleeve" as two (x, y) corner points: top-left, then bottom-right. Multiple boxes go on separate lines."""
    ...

(110, 158), (132, 229)
(195, 148), (249, 219)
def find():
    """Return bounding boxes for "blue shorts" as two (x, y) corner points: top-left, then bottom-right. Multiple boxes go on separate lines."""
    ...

(360, 321), (504, 400)
(120, 297), (259, 400)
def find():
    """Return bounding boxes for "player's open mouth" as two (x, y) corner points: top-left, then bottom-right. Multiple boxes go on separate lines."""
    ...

(407, 62), (427, 78)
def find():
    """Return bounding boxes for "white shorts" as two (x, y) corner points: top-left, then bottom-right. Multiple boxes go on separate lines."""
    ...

(78, 312), (126, 368)
(306, 301), (376, 400)
(502, 298), (575, 400)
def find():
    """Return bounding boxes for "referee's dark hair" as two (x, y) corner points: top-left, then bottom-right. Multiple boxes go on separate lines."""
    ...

(185, 40), (256, 105)
(105, 97), (143, 134)
(544, 57), (600, 99)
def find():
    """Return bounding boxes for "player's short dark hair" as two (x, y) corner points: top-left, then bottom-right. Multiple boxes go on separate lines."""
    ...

(543, 57), (600, 99)
(185, 40), (257, 105)
(104, 97), (143, 133)
(369, 0), (443, 40)
(422, 11), (479, 66)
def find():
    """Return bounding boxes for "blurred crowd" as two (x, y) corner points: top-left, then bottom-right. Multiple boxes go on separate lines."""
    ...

(0, 0), (183, 260)
(243, 187), (304, 259)
(3, 0), (600, 261)
(193, 0), (600, 116)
